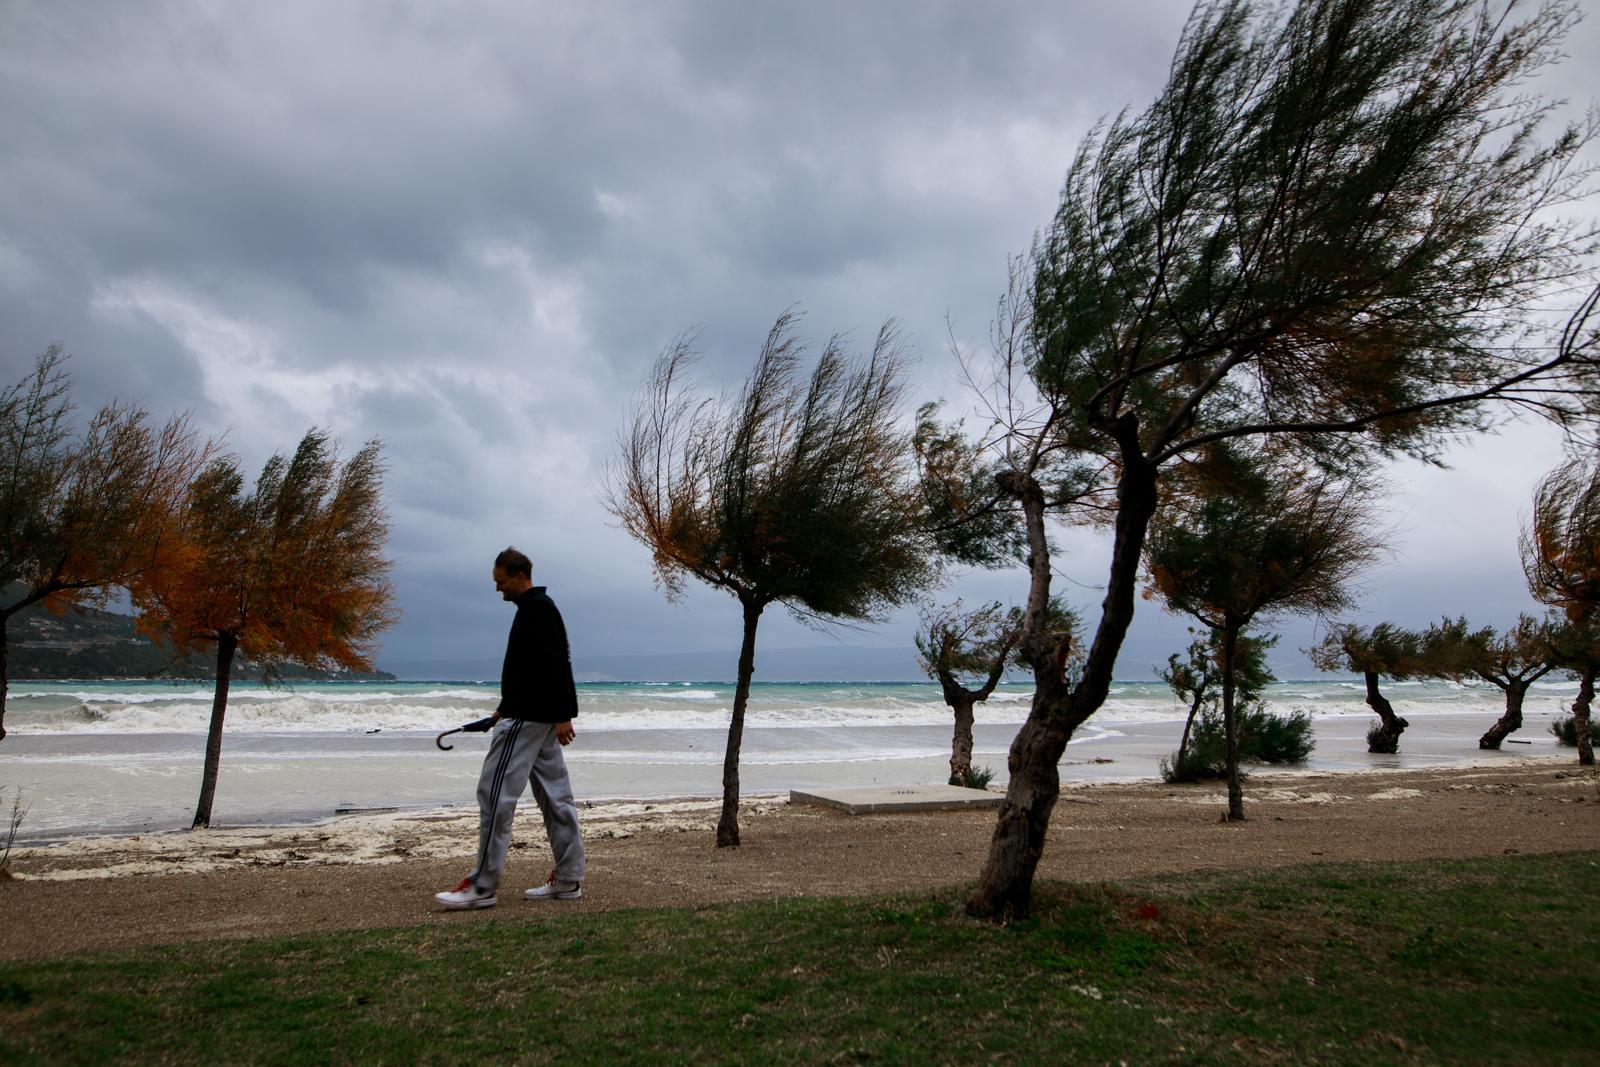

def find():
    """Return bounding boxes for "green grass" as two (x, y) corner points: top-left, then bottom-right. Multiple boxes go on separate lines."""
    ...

(3, 852), (1598, 1065)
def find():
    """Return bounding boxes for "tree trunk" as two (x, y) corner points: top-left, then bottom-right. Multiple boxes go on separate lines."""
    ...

(717, 599), (763, 847)
(1174, 686), (1206, 777)
(192, 633), (238, 830)
(1222, 624), (1244, 822)
(0, 619), (9, 743)
(949, 694), (977, 785)
(1478, 681), (1527, 749)
(969, 439), (1158, 920)
(1363, 671), (1409, 753)
(1572, 664), (1595, 767)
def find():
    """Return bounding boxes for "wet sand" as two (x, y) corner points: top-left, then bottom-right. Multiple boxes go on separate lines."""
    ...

(2, 758), (1596, 960)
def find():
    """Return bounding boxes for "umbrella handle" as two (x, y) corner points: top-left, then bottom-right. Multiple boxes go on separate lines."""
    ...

(435, 727), (464, 751)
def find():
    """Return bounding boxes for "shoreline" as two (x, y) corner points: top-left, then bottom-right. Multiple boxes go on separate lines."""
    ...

(4, 706), (1578, 840)
(7, 736), (1576, 851)
(3, 752), (1585, 882)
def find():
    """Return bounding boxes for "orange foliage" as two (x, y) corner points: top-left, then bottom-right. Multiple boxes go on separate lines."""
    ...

(133, 430), (397, 674)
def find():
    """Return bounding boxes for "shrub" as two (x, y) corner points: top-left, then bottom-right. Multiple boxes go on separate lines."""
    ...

(1366, 719), (1400, 754)
(1163, 706), (1316, 783)
(1250, 708), (1315, 763)
(1549, 714), (1594, 747)
(954, 765), (995, 790)
(0, 786), (26, 880)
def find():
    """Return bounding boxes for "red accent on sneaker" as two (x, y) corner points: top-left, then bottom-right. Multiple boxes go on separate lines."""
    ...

(451, 877), (472, 892)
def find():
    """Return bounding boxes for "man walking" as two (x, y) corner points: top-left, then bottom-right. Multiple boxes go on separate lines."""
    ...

(435, 547), (586, 909)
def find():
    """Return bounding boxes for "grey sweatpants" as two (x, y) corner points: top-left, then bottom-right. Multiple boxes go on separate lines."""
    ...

(468, 717), (585, 892)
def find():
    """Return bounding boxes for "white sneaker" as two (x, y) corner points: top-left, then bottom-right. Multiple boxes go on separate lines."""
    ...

(524, 875), (582, 901)
(434, 877), (497, 910)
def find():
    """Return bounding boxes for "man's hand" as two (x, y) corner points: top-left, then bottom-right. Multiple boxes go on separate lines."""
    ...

(555, 720), (576, 746)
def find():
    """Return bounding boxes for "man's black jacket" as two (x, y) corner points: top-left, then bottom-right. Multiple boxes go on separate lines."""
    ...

(498, 586), (579, 722)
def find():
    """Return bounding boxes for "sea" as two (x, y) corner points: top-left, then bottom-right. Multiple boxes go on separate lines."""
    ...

(0, 677), (1583, 839)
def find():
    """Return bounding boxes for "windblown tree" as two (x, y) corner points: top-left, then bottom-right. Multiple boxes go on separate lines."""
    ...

(1522, 441), (1600, 766)
(946, 0), (1597, 918)
(1422, 615), (1558, 748)
(1145, 446), (1382, 819)
(1308, 622), (1424, 752)
(133, 430), (395, 828)
(913, 403), (1037, 568)
(1161, 632), (1218, 778)
(916, 598), (1080, 787)
(0, 348), (208, 741)
(606, 312), (938, 847)
(1159, 628), (1277, 782)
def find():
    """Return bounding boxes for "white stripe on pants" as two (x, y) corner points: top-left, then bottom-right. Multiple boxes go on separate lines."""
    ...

(469, 717), (585, 892)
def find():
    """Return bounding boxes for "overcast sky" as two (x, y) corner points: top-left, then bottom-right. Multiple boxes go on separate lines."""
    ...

(2, 1), (1597, 679)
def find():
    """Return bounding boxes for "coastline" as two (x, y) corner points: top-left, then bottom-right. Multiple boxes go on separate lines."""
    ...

(4, 750), (1584, 882)
(4, 704), (1579, 841)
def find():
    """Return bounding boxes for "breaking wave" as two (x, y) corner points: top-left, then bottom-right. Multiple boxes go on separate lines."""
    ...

(2, 676), (1547, 736)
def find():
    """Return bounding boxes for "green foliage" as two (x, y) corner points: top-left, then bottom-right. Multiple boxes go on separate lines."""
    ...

(961, 0), (1598, 914)
(912, 403), (1026, 567)
(0, 784), (24, 876)
(1030, 0), (1594, 472)
(1366, 719), (1401, 754)
(1309, 622), (1425, 679)
(609, 312), (937, 624)
(1146, 445), (1382, 631)
(953, 765), (995, 790)
(1161, 721), (1227, 782)
(1165, 705), (1316, 780)
(1160, 627), (1283, 782)
(1524, 451), (1600, 693)
(608, 313), (939, 842)
(1250, 708), (1316, 764)
(915, 599), (1024, 687)
(1550, 714), (1594, 747)
(1162, 628), (1275, 712)
(1420, 614), (1558, 688)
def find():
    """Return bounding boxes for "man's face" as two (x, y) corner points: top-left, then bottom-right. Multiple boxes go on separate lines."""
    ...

(492, 565), (527, 602)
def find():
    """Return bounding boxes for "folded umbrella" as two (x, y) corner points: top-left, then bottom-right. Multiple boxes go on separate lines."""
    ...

(435, 716), (496, 750)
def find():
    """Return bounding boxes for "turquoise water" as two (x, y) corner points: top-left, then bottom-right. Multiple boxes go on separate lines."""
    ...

(3, 676), (1558, 735)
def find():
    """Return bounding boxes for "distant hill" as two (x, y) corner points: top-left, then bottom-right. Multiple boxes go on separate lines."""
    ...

(2, 594), (394, 682)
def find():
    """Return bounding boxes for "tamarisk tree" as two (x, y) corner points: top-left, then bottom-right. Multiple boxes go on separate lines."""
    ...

(134, 430), (395, 827)
(1422, 615), (1559, 749)
(1159, 628), (1277, 782)
(948, 0), (1597, 918)
(606, 312), (937, 847)
(916, 598), (1079, 787)
(1145, 446), (1381, 819)
(1522, 440), (1600, 766)
(0, 348), (208, 741)
(1309, 623), (1423, 752)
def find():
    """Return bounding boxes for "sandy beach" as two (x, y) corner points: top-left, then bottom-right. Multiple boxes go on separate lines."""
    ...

(2, 757), (1595, 961)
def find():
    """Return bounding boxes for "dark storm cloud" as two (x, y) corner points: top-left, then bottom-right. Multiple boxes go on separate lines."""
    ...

(0, 0), (1594, 673)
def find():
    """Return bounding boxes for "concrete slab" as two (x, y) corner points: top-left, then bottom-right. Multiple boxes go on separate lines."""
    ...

(789, 784), (1004, 814)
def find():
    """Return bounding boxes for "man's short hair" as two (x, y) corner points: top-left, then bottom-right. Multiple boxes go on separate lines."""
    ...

(494, 547), (532, 578)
